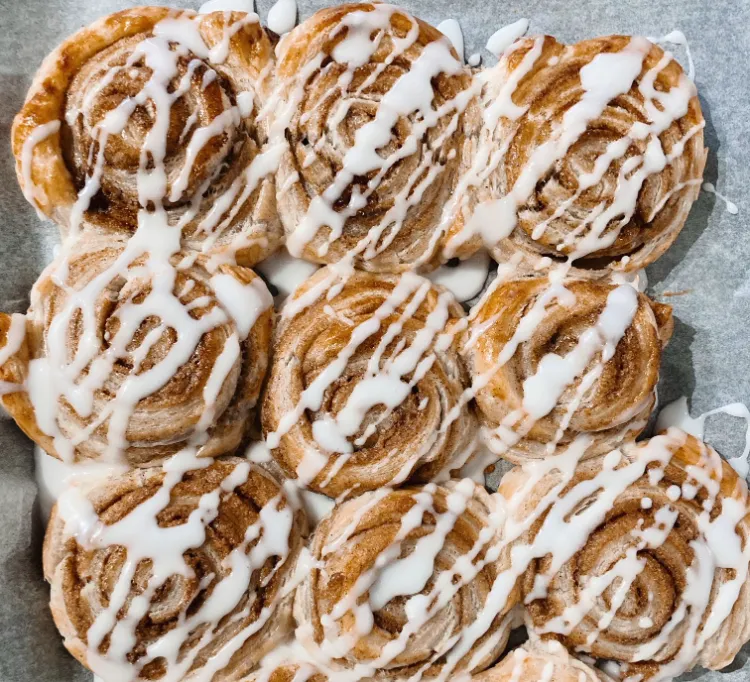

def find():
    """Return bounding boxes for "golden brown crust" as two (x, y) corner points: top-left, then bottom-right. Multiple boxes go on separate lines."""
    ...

(0, 312), (35, 436)
(499, 431), (750, 679)
(44, 457), (307, 681)
(12, 7), (281, 267)
(469, 35), (706, 277)
(294, 482), (515, 678)
(272, 3), (480, 272)
(0, 232), (273, 466)
(261, 266), (476, 497)
(12, 7), (173, 224)
(467, 277), (671, 463)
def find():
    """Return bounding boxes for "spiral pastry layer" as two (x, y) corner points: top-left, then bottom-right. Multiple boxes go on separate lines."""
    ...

(498, 429), (750, 680)
(466, 277), (672, 463)
(472, 641), (613, 682)
(0, 232), (273, 466)
(12, 7), (281, 267)
(294, 481), (515, 679)
(5, 5), (743, 682)
(261, 266), (476, 497)
(43, 455), (307, 681)
(271, 3), (480, 272)
(450, 35), (706, 277)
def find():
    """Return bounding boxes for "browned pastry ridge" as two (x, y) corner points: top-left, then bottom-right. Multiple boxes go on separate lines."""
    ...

(12, 7), (281, 267)
(43, 457), (307, 681)
(467, 277), (673, 463)
(499, 432), (750, 680)
(0, 233), (273, 466)
(465, 35), (706, 276)
(272, 3), (481, 272)
(294, 481), (516, 678)
(262, 266), (476, 497)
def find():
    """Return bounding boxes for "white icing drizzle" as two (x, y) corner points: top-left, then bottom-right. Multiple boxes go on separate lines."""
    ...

(57, 7), (277, 272)
(54, 448), (301, 681)
(255, 247), (320, 304)
(463, 272), (650, 470)
(9, 11), (275, 464)
(657, 396), (750, 477)
(702, 182), (739, 214)
(298, 489), (336, 526)
(34, 445), (128, 524)
(249, 430), (750, 682)
(485, 18), (529, 57)
(521, 285), (638, 420)
(437, 19), (464, 61)
(267, 3), (475, 270)
(19, 120), (60, 219)
(267, 0), (298, 35)
(502, 429), (750, 682)
(0, 314), (30, 395)
(649, 30), (695, 81)
(10, 5), (739, 682)
(292, 478), (515, 678)
(0, 313), (26, 369)
(211, 271), (274, 339)
(369, 479), (476, 610)
(426, 250), (490, 302)
(611, 268), (649, 292)
(656, 396), (706, 437)
(445, 33), (702, 273)
(470, 39), (655, 253)
(266, 270), (465, 484)
(244, 243), (667, 679)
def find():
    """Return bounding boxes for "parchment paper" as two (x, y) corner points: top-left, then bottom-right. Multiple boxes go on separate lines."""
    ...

(0, 0), (748, 680)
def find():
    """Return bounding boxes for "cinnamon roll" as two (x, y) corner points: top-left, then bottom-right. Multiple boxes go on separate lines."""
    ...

(261, 266), (476, 497)
(12, 7), (281, 268)
(294, 480), (516, 678)
(0, 232), (273, 466)
(270, 3), (480, 273)
(466, 277), (672, 463)
(498, 429), (750, 680)
(472, 641), (612, 682)
(43, 454), (307, 681)
(449, 35), (706, 276)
